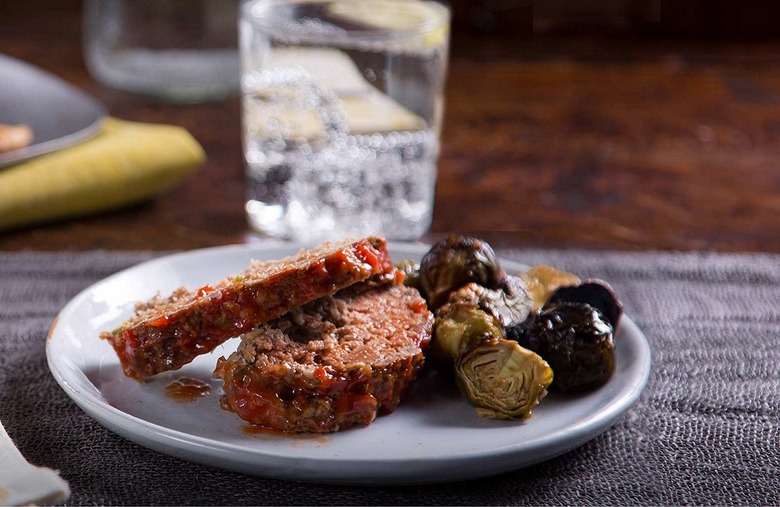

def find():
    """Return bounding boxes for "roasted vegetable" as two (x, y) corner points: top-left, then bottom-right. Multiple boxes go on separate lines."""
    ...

(546, 279), (623, 330)
(508, 302), (615, 393)
(432, 298), (501, 367)
(433, 286), (553, 420)
(457, 337), (554, 420)
(395, 258), (421, 289)
(519, 265), (581, 309)
(419, 235), (505, 309)
(445, 280), (533, 330)
(421, 235), (620, 411)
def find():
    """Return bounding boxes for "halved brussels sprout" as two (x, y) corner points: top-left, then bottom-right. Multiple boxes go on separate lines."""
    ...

(456, 337), (553, 420)
(433, 290), (552, 420)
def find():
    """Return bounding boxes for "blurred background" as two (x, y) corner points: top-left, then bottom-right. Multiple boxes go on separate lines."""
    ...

(8, 1), (780, 70)
(3, 1), (780, 252)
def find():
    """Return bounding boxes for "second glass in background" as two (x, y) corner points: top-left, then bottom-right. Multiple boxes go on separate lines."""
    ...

(240, 0), (450, 242)
(83, 0), (240, 103)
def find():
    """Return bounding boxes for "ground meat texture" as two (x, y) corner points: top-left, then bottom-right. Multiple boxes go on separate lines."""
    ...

(214, 282), (433, 433)
(100, 237), (395, 380)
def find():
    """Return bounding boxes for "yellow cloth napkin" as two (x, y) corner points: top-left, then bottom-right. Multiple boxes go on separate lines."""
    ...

(0, 117), (205, 231)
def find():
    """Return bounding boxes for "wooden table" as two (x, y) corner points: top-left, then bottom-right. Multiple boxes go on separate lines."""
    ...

(3, 1), (780, 253)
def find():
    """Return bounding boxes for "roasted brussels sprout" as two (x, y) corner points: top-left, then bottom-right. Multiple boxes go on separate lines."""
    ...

(444, 280), (533, 330)
(519, 265), (581, 309)
(457, 337), (553, 420)
(508, 302), (615, 393)
(546, 279), (623, 330)
(395, 259), (421, 289)
(432, 298), (501, 367)
(420, 235), (505, 309)
(433, 291), (552, 420)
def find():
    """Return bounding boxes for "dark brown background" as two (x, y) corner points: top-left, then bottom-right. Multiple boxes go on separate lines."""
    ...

(3, 0), (780, 252)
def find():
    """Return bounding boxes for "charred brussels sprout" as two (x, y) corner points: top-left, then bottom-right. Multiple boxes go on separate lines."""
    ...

(546, 279), (623, 330)
(420, 235), (505, 309)
(508, 302), (615, 393)
(445, 280), (533, 330)
(433, 285), (552, 420)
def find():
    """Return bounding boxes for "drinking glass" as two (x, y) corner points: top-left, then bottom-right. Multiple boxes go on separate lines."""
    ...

(83, 0), (240, 103)
(239, 0), (450, 242)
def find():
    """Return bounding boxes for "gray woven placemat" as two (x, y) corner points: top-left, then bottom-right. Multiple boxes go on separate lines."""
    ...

(1, 247), (778, 506)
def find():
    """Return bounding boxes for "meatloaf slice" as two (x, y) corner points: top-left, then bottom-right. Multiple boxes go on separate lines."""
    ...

(214, 282), (433, 433)
(101, 236), (394, 380)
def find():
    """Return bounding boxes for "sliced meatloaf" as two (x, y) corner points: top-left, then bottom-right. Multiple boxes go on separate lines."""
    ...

(214, 281), (433, 433)
(101, 237), (394, 380)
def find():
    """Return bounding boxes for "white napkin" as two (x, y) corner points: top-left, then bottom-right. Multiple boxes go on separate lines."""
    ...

(0, 420), (70, 506)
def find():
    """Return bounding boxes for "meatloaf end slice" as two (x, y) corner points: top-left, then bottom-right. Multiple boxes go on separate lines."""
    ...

(101, 236), (395, 380)
(214, 282), (433, 433)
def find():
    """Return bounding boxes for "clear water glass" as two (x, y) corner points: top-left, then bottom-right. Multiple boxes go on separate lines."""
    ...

(240, 0), (450, 242)
(83, 0), (240, 103)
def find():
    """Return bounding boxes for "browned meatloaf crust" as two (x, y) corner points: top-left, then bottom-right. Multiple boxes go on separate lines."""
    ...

(101, 237), (394, 380)
(214, 282), (433, 433)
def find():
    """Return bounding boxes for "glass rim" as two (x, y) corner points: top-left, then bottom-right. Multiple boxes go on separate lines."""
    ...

(241, 0), (451, 39)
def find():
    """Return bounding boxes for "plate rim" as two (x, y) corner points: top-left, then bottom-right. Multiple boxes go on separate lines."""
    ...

(46, 241), (652, 484)
(0, 53), (107, 167)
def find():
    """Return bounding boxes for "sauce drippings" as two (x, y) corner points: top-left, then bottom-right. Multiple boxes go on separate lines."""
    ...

(164, 377), (212, 403)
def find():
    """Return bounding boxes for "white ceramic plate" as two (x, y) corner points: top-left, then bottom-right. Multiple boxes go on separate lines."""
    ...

(0, 53), (107, 168)
(47, 242), (651, 485)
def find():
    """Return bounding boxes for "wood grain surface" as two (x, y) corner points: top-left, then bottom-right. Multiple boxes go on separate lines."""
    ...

(2, 1), (780, 252)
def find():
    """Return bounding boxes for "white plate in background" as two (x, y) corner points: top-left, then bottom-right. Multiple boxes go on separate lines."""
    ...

(0, 53), (107, 168)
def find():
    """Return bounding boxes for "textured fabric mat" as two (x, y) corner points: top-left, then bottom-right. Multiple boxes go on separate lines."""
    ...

(1, 247), (778, 506)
